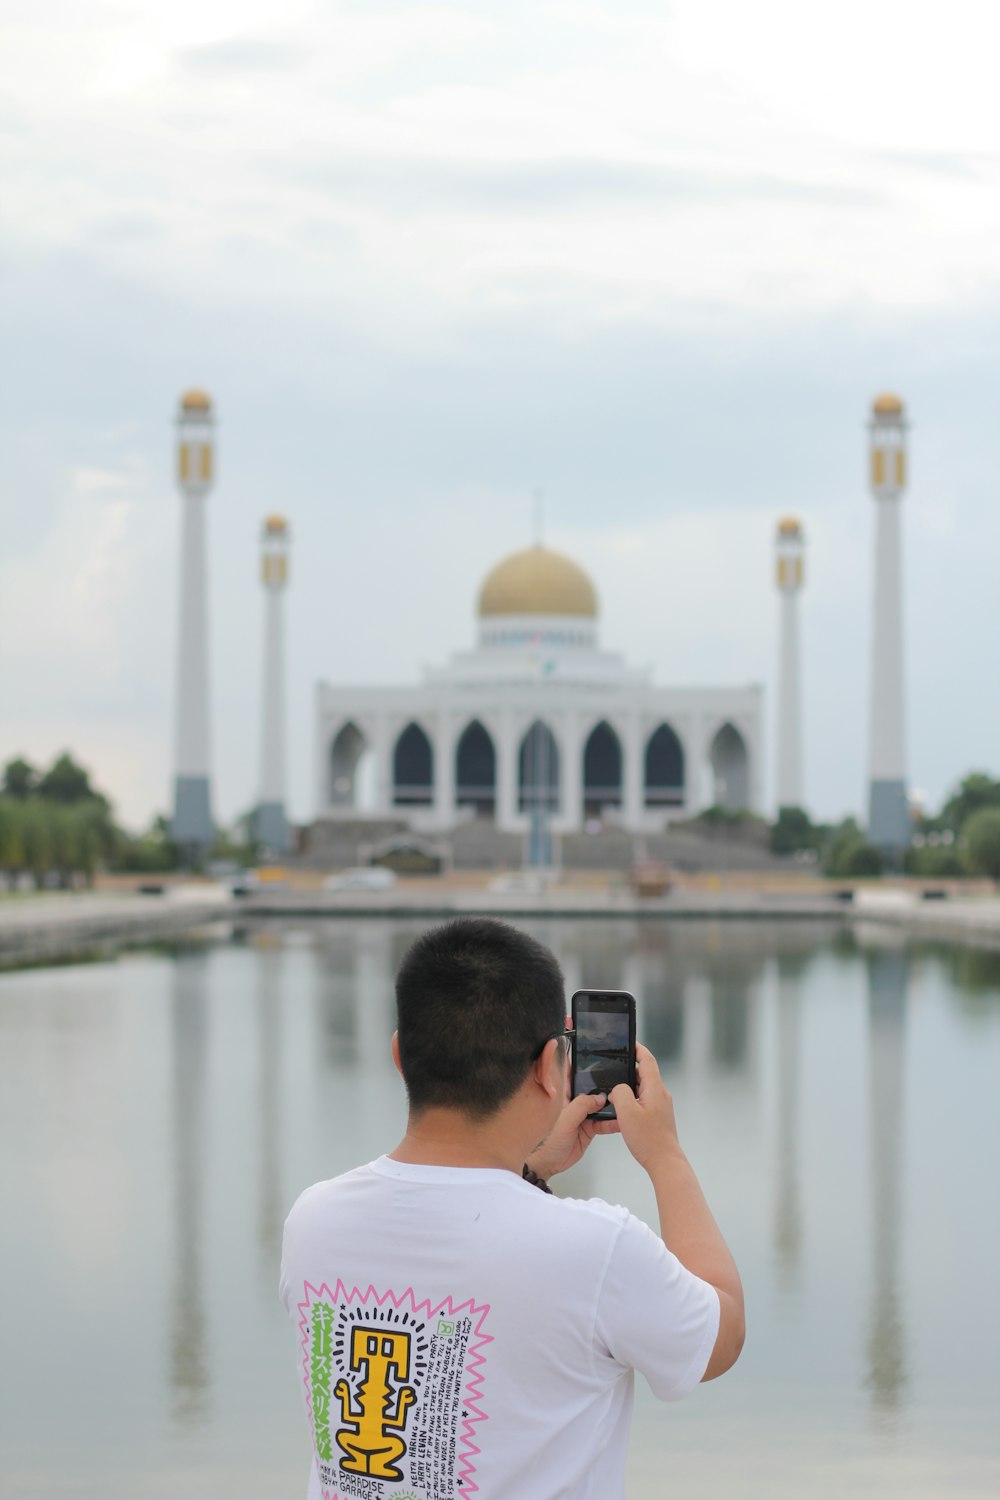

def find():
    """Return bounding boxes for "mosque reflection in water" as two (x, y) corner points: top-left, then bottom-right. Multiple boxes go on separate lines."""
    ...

(165, 919), (920, 1421)
(169, 949), (210, 1425)
(20, 916), (993, 1498)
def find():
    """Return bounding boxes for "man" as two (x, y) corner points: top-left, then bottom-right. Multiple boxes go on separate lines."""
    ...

(280, 917), (744, 1500)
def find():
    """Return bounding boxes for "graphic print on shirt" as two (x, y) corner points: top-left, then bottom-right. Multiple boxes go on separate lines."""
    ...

(299, 1281), (491, 1500)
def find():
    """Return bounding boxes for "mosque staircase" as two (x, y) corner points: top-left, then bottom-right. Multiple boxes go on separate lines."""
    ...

(449, 820), (523, 870)
(302, 814), (787, 872)
(303, 816), (410, 868)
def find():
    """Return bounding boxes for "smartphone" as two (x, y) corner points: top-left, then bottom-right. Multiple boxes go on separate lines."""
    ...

(570, 989), (636, 1121)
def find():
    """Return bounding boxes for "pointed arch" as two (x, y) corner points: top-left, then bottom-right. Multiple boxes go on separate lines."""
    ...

(392, 721), (434, 806)
(582, 720), (623, 816)
(644, 723), (685, 807)
(455, 719), (496, 817)
(518, 720), (560, 814)
(709, 722), (749, 810)
(329, 721), (371, 808)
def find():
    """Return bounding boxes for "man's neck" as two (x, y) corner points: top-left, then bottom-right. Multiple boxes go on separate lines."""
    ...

(389, 1107), (525, 1173)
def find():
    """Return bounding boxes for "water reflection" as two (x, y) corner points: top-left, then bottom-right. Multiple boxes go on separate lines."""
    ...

(254, 930), (284, 1265)
(169, 948), (210, 1424)
(314, 925), (359, 1066)
(5, 916), (999, 1499)
(710, 976), (750, 1068)
(634, 929), (685, 1063)
(774, 952), (806, 1280)
(863, 937), (910, 1418)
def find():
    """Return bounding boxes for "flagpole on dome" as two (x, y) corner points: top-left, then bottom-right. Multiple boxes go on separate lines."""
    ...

(532, 486), (544, 548)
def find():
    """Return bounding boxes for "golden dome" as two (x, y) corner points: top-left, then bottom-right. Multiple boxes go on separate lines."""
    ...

(777, 516), (802, 537)
(872, 392), (903, 417)
(479, 545), (598, 618)
(180, 388), (213, 413)
(263, 513), (288, 534)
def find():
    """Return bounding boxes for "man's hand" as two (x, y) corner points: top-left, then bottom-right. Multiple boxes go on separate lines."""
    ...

(525, 1091), (620, 1181)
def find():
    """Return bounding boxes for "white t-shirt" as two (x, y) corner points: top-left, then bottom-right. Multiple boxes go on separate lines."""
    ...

(280, 1157), (720, 1500)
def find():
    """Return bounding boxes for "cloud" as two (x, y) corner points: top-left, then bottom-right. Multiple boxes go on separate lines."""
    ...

(0, 460), (175, 826)
(3, 0), (1000, 834)
(286, 152), (882, 216)
(175, 37), (308, 74)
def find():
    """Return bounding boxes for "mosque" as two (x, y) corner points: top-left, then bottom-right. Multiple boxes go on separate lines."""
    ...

(171, 387), (913, 866)
(314, 543), (763, 841)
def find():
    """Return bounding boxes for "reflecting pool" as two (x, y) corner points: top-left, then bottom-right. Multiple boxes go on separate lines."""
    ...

(1, 918), (998, 1498)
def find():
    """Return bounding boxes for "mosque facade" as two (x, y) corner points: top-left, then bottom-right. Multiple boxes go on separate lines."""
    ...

(314, 545), (762, 838)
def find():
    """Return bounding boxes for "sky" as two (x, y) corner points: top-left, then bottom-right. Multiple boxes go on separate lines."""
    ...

(3, 0), (1000, 832)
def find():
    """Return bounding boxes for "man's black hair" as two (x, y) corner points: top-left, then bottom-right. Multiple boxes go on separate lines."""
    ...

(395, 917), (565, 1120)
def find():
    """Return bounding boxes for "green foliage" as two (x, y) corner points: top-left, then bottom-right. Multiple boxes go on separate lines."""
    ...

(960, 807), (1000, 882)
(111, 819), (180, 874)
(1, 753), (124, 887)
(210, 828), (260, 869)
(0, 797), (108, 888)
(696, 804), (758, 825)
(19, 799), (53, 884)
(3, 757), (38, 800)
(0, 799), (26, 876)
(939, 773), (1000, 836)
(36, 752), (104, 806)
(824, 819), (883, 878)
(902, 843), (963, 878)
(771, 805), (825, 856)
(772, 772), (1000, 880)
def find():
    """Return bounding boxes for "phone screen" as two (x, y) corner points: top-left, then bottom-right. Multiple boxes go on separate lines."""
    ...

(571, 990), (636, 1120)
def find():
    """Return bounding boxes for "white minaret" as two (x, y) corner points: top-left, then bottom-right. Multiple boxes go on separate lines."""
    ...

(171, 389), (216, 859)
(256, 515), (290, 853)
(867, 393), (910, 858)
(775, 516), (805, 810)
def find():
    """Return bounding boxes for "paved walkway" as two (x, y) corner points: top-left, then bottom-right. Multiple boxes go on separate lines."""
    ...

(0, 888), (231, 964)
(2, 883), (998, 966)
(851, 888), (1000, 945)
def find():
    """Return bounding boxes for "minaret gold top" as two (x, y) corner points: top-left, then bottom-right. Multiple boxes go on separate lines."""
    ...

(869, 392), (907, 496)
(872, 392), (903, 419)
(261, 513), (290, 589)
(177, 389), (215, 489)
(180, 388), (213, 414)
(775, 515), (804, 592)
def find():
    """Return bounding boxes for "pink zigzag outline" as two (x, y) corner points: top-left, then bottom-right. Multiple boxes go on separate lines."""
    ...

(298, 1280), (493, 1500)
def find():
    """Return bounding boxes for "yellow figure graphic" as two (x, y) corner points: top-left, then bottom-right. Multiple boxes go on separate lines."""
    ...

(334, 1326), (417, 1480)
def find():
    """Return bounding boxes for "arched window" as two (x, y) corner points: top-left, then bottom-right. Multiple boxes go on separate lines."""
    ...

(518, 721), (560, 814)
(709, 722), (749, 810)
(455, 720), (496, 817)
(644, 724), (685, 807)
(583, 721), (622, 816)
(329, 722), (369, 808)
(392, 722), (434, 806)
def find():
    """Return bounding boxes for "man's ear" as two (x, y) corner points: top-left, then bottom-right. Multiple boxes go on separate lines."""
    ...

(391, 1030), (403, 1076)
(532, 1038), (563, 1101)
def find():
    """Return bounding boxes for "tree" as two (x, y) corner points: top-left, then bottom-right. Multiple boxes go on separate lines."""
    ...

(110, 814), (180, 874)
(3, 757), (37, 800)
(903, 843), (963, 879)
(70, 806), (101, 886)
(20, 801), (53, 887)
(825, 819), (883, 878)
(0, 799), (27, 887)
(771, 805), (824, 856)
(37, 752), (103, 806)
(939, 773), (1000, 837)
(961, 808), (1000, 884)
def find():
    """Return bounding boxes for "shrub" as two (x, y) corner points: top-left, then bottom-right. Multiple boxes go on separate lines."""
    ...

(961, 808), (1000, 884)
